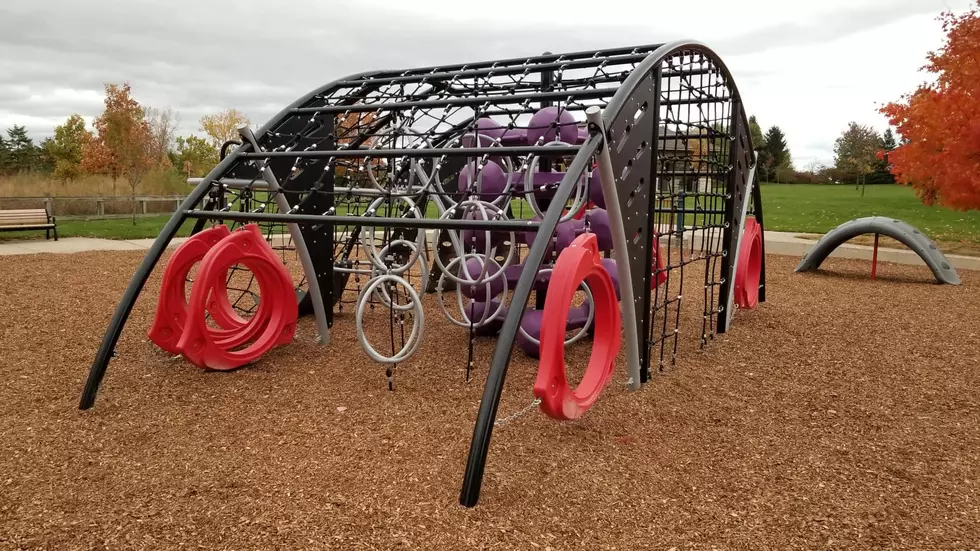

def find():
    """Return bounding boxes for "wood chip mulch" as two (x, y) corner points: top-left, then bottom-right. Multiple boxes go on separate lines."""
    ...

(1, 250), (978, 550)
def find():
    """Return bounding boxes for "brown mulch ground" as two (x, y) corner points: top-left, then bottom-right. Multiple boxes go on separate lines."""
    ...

(1, 250), (979, 550)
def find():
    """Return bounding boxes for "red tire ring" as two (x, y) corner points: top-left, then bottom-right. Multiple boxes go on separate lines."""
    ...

(533, 232), (622, 420)
(734, 217), (762, 310)
(148, 225), (238, 354)
(177, 224), (298, 371)
(652, 242), (667, 288)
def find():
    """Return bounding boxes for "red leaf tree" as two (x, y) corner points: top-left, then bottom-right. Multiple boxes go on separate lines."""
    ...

(82, 82), (163, 222)
(879, 2), (980, 209)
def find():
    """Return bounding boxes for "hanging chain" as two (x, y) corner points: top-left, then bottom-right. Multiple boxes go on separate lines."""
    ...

(493, 397), (542, 427)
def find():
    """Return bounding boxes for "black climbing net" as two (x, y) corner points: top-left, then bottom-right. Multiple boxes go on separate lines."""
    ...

(180, 44), (746, 386)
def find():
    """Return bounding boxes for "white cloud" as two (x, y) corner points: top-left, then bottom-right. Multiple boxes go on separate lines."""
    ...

(0, 0), (973, 170)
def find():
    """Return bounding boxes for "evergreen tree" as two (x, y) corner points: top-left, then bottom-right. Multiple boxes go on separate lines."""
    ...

(758, 125), (790, 182)
(5, 125), (36, 173)
(0, 134), (9, 175)
(868, 128), (898, 185)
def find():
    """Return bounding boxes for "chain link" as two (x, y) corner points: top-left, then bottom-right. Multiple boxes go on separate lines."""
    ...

(494, 397), (542, 427)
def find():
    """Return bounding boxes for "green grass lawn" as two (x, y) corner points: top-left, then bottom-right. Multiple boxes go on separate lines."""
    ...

(2, 184), (978, 247)
(759, 183), (980, 243)
(0, 215), (194, 242)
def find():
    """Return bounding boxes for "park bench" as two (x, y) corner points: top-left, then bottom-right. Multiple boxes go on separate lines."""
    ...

(0, 207), (58, 240)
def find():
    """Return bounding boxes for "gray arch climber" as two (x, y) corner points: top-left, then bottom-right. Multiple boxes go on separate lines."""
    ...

(795, 216), (961, 285)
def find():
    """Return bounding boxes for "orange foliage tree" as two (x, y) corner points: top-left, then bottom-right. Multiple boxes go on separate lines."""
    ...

(879, 2), (980, 209)
(333, 112), (379, 182)
(82, 82), (163, 221)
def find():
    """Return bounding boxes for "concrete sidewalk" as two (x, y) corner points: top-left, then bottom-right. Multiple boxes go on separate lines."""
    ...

(0, 236), (190, 256)
(1, 231), (978, 272)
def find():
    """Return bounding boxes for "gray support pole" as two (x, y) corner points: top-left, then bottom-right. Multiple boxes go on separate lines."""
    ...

(238, 126), (331, 345)
(724, 152), (758, 329)
(585, 106), (641, 391)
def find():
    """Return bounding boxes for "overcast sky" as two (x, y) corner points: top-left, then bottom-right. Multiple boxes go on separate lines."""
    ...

(0, 0), (970, 168)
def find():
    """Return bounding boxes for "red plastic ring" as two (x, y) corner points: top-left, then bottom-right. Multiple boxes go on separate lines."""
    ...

(148, 225), (242, 354)
(177, 224), (297, 371)
(734, 217), (762, 310)
(533, 232), (622, 420)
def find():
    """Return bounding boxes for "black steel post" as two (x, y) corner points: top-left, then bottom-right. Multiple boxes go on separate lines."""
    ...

(459, 135), (602, 507)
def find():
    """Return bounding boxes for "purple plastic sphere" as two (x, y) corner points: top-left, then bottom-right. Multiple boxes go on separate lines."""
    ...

(583, 208), (613, 251)
(460, 117), (506, 147)
(527, 107), (577, 145)
(458, 159), (507, 200)
(459, 257), (505, 301)
(460, 206), (509, 253)
(588, 171), (606, 208)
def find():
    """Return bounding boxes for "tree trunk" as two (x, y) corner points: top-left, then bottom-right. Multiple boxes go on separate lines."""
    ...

(132, 183), (137, 225)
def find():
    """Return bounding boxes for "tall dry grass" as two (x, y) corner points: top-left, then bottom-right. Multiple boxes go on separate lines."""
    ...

(0, 169), (190, 198)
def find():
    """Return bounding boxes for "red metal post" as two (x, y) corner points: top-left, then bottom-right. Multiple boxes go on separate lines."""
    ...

(871, 233), (879, 280)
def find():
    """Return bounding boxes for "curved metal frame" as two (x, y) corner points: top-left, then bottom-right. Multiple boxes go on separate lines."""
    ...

(79, 39), (767, 510)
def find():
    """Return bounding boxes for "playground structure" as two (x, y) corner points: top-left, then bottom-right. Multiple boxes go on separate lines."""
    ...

(78, 41), (766, 507)
(795, 216), (961, 285)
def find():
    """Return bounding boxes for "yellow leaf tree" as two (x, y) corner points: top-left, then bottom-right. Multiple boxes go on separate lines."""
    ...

(199, 108), (252, 152)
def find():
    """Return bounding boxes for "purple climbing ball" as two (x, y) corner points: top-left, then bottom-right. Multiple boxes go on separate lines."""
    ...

(527, 106), (578, 145)
(460, 117), (506, 147)
(465, 299), (507, 336)
(588, 171), (606, 208)
(459, 257), (505, 301)
(583, 208), (613, 252)
(460, 206), (509, 253)
(517, 216), (576, 255)
(458, 159), (508, 200)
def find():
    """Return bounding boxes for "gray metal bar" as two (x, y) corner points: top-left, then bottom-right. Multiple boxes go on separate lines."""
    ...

(239, 145), (581, 159)
(238, 126), (332, 345)
(183, 209), (543, 231)
(586, 106), (642, 391)
(292, 88), (619, 114)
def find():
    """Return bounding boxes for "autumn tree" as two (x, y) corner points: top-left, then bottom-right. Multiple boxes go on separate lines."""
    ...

(199, 108), (252, 151)
(880, 2), (980, 209)
(82, 84), (137, 191)
(46, 114), (92, 183)
(83, 82), (162, 221)
(334, 112), (379, 182)
(171, 135), (218, 177)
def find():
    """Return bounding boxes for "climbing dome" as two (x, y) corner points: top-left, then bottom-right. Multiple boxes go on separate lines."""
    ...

(80, 40), (765, 507)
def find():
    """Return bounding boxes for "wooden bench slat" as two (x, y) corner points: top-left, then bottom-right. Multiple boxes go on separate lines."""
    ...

(0, 224), (54, 230)
(0, 207), (56, 238)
